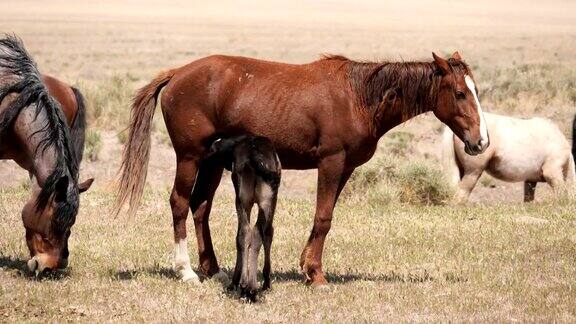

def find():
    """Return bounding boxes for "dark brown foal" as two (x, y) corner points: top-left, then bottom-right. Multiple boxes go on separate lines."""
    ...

(207, 134), (280, 301)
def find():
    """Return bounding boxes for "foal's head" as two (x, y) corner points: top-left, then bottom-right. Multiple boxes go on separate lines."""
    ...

(22, 176), (93, 274)
(431, 52), (489, 155)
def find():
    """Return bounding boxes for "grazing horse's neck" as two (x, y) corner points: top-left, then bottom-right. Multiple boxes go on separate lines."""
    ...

(342, 58), (440, 138)
(16, 108), (66, 186)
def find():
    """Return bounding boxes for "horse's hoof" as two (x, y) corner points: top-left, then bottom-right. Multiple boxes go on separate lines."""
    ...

(227, 283), (239, 292)
(311, 282), (330, 291)
(262, 282), (271, 291)
(211, 270), (229, 285)
(305, 275), (329, 289)
(180, 269), (201, 284)
(240, 287), (259, 303)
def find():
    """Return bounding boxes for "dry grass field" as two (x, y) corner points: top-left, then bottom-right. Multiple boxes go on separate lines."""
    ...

(1, 0), (575, 321)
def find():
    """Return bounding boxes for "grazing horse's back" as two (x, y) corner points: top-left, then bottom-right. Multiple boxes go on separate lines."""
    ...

(42, 74), (87, 166)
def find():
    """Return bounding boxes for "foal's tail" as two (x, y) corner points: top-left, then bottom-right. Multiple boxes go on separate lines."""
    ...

(70, 87), (87, 168)
(113, 69), (175, 217)
(442, 127), (460, 186)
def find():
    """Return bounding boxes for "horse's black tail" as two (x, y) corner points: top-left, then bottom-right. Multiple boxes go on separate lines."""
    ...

(572, 114), (576, 162)
(70, 87), (87, 168)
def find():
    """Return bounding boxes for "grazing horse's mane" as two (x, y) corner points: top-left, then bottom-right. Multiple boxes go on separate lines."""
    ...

(321, 54), (472, 120)
(0, 35), (79, 232)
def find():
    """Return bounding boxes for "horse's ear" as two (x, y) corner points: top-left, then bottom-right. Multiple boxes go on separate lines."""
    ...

(451, 51), (462, 60)
(432, 52), (450, 74)
(55, 176), (69, 202)
(78, 178), (94, 193)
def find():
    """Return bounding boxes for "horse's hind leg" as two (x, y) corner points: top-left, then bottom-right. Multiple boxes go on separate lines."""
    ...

(524, 181), (537, 202)
(171, 158), (200, 282)
(189, 161), (225, 280)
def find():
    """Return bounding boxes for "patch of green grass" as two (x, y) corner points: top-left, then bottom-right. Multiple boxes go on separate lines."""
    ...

(84, 130), (102, 162)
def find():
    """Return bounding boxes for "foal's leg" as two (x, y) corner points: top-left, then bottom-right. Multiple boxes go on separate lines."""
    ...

(171, 158), (200, 282)
(189, 161), (225, 279)
(244, 215), (263, 299)
(232, 172), (255, 292)
(239, 196), (257, 298)
(524, 181), (537, 202)
(300, 154), (352, 286)
(259, 183), (278, 291)
(243, 180), (278, 296)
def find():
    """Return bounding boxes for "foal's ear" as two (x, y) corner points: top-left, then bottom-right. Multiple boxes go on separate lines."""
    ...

(55, 176), (69, 203)
(432, 52), (450, 74)
(78, 178), (94, 193)
(451, 51), (462, 61)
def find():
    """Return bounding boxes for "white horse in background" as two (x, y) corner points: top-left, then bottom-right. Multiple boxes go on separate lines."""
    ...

(443, 112), (575, 202)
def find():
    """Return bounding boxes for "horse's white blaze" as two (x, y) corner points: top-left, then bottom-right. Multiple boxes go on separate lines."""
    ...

(173, 238), (199, 283)
(464, 75), (488, 146)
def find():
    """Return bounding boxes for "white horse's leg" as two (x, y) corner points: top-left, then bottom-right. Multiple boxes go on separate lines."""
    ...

(542, 159), (565, 193)
(524, 181), (537, 202)
(457, 171), (483, 203)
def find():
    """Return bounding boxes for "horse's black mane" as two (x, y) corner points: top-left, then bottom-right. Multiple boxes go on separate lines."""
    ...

(322, 54), (471, 120)
(0, 34), (79, 232)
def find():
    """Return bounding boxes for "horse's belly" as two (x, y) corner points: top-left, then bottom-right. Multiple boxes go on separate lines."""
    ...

(276, 149), (318, 169)
(487, 156), (544, 182)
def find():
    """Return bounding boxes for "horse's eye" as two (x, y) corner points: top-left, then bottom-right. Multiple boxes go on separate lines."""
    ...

(455, 91), (466, 100)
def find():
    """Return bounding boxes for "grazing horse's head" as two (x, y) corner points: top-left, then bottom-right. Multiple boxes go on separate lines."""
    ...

(21, 176), (93, 275)
(431, 52), (489, 155)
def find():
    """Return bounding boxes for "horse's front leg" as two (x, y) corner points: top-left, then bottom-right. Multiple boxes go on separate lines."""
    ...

(300, 154), (352, 286)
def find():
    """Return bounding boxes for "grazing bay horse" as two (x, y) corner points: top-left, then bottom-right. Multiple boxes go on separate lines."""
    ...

(444, 112), (575, 202)
(208, 134), (281, 301)
(0, 35), (93, 275)
(115, 51), (489, 286)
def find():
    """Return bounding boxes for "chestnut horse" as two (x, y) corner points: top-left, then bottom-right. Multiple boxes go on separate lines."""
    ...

(115, 51), (489, 286)
(0, 35), (93, 275)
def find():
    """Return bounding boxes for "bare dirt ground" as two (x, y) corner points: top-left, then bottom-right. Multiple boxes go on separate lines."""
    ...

(0, 0), (575, 322)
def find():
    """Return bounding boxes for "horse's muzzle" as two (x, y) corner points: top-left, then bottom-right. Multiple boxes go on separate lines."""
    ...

(27, 254), (59, 276)
(464, 138), (489, 156)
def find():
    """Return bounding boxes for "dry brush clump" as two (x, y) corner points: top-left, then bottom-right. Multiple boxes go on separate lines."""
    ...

(80, 74), (137, 130)
(343, 147), (454, 206)
(84, 130), (103, 162)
